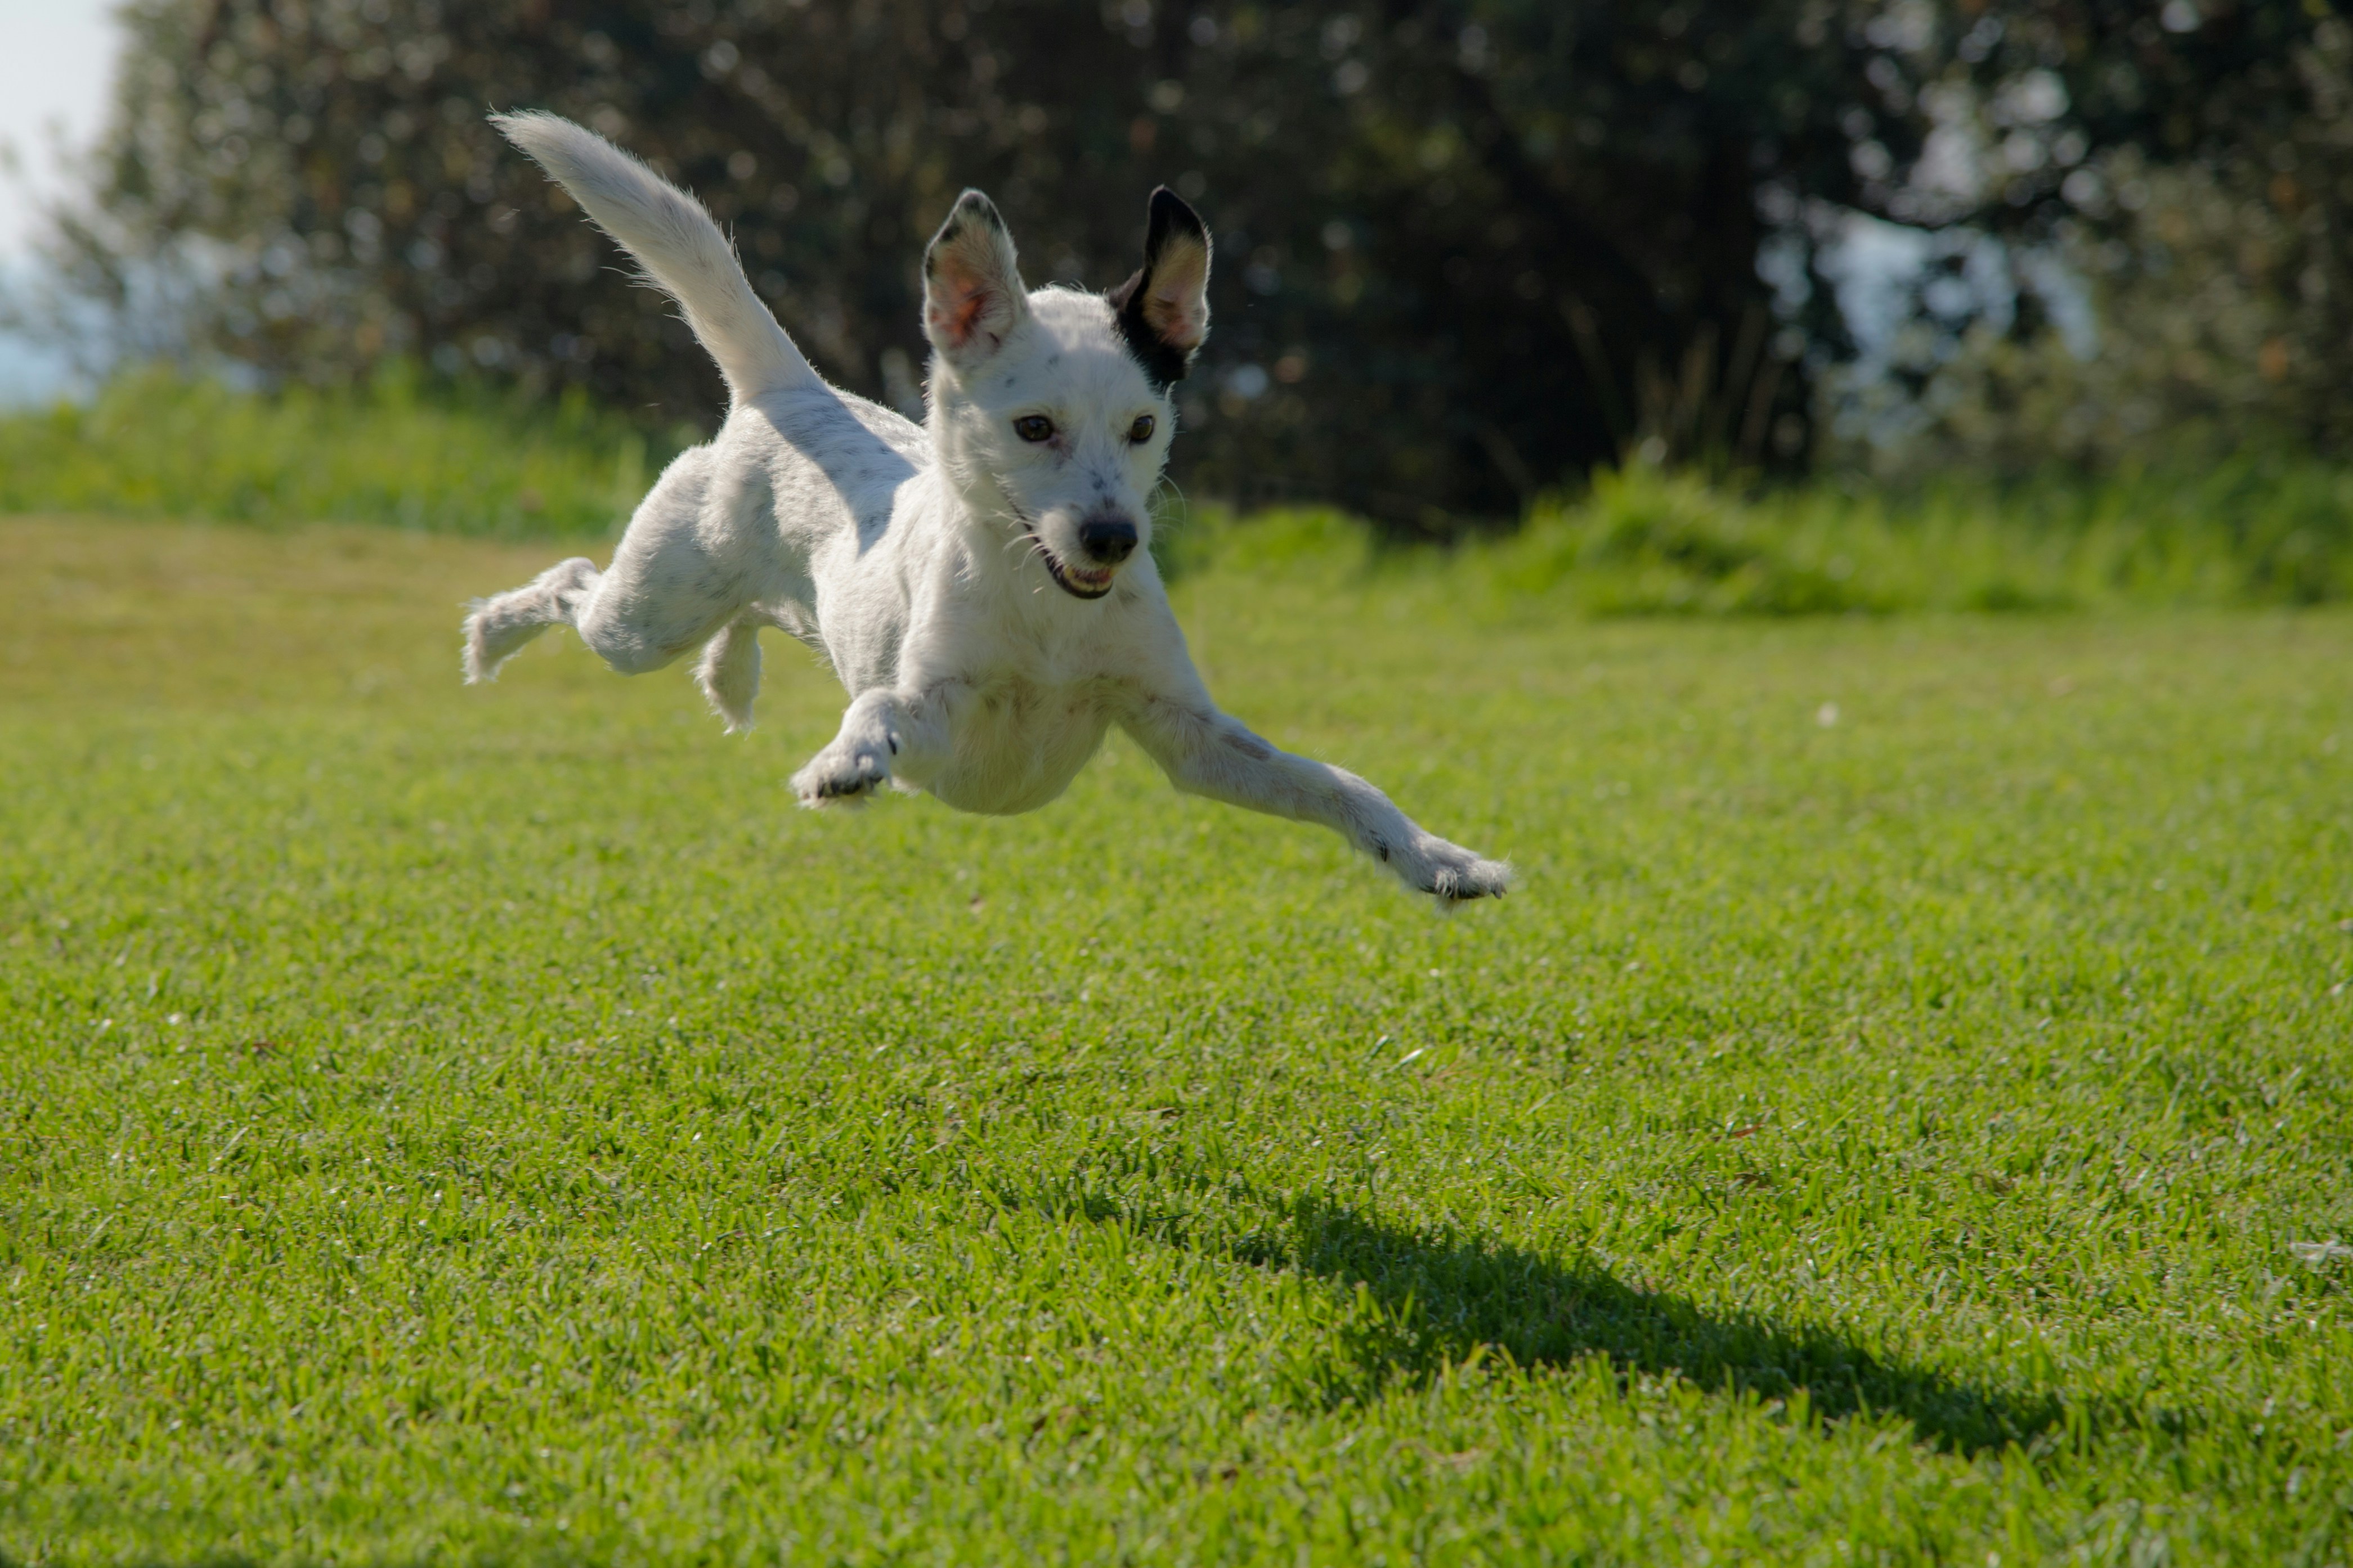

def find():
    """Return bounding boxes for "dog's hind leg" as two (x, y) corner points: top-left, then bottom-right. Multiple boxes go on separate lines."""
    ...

(464, 447), (773, 689)
(463, 556), (601, 683)
(696, 614), (763, 733)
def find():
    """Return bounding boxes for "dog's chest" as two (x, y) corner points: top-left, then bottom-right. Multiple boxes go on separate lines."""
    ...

(927, 668), (1116, 816)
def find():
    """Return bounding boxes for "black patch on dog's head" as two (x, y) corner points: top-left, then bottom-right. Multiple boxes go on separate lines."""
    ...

(1107, 187), (1212, 390)
(1107, 276), (1192, 391)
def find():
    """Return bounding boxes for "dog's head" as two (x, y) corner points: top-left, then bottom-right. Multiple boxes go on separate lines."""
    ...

(920, 187), (1211, 600)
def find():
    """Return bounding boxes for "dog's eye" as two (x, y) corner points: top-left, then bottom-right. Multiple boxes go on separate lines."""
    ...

(1127, 415), (1156, 444)
(1014, 415), (1055, 443)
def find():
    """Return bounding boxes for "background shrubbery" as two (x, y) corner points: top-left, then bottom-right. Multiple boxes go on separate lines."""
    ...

(0, 367), (680, 539)
(14, 2), (2353, 532)
(21, 370), (2343, 614)
(7, 2), (2353, 595)
(1200, 462), (2353, 615)
(1482, 461), (2353, 614)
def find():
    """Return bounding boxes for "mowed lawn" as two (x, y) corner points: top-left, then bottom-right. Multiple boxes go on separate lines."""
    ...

(3, 514), (2350, 1567)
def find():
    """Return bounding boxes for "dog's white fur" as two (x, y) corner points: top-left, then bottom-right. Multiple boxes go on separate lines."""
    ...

(463, 112), (1509, 906)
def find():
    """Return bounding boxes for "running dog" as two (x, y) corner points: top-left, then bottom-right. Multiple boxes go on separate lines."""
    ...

(463, 111), (1510, 906)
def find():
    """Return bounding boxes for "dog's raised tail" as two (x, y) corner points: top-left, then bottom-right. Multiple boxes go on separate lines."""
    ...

(491, 110), (814, 403)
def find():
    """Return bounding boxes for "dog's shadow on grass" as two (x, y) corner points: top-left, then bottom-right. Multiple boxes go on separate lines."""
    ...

(1023, 1170), (2067, 1458)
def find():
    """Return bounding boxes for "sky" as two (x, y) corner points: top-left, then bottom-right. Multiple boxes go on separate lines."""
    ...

(0, 0), (119, 257)
(0, 0), (119, 403)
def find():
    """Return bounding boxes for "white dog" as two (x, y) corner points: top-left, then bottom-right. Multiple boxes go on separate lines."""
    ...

(463, 112), (1509, 906)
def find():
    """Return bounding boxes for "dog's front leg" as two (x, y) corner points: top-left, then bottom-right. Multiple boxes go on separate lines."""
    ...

(790, 684), (959, 807)
(1122, 696), (1511, 906)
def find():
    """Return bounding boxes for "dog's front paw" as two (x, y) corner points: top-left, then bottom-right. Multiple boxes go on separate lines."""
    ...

(792, 742), (892, 807)
(1390, 833), (1514, 909)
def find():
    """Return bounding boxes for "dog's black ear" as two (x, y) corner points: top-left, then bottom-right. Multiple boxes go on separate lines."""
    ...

(923, 190), (1029, 370)
(1108, 187), (1212, 389)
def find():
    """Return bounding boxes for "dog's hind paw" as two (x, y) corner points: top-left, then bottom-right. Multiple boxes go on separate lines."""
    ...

(461, 601), (536, 685)
(791, 743), (892, 807)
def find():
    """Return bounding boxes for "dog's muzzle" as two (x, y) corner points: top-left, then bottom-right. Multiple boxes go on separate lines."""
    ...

(1078, 515), (1137, 565)
(1032, 512), (1139, 600)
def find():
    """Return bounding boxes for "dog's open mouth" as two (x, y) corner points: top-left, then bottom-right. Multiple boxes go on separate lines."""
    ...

(1029, 533), (1115, 600)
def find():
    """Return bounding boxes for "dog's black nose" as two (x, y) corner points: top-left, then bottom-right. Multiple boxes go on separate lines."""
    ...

(1077, 516), (1138, 565)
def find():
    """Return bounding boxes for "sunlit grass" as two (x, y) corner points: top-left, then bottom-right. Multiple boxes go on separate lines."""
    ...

(1168, 461), (2353, 614)
(0, 367), (680, 541)
(2, 514), (2350, 1566)
(6, 371), (2352, 612)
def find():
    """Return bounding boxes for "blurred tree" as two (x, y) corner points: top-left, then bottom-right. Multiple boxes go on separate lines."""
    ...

(35, 0), (1925, 531)
(1817, 1), (2353, 472)
(36, 0), (2347, 524)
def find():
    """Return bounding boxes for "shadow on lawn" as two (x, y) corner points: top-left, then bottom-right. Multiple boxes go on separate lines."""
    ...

(1023, 1170), (2067, 1458)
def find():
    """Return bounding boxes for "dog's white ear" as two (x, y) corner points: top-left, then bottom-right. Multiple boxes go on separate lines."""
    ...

(923, 191), (1029, 369)
(1109, 187), (1212, 388)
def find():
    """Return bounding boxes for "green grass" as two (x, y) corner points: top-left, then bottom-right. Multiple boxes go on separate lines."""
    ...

(1485, 459), (2353, 613)
(6, 370), (2352, 610)
(3, 513), (2351, 1566)
(1186, 461), (2353, 615)
(0, 369), (679, 541)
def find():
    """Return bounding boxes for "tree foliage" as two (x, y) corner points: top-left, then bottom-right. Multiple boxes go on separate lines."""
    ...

(37, 0), (2353, 524)
(42, 0), (1913, 529)
(1817, 1), (2353, 471)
